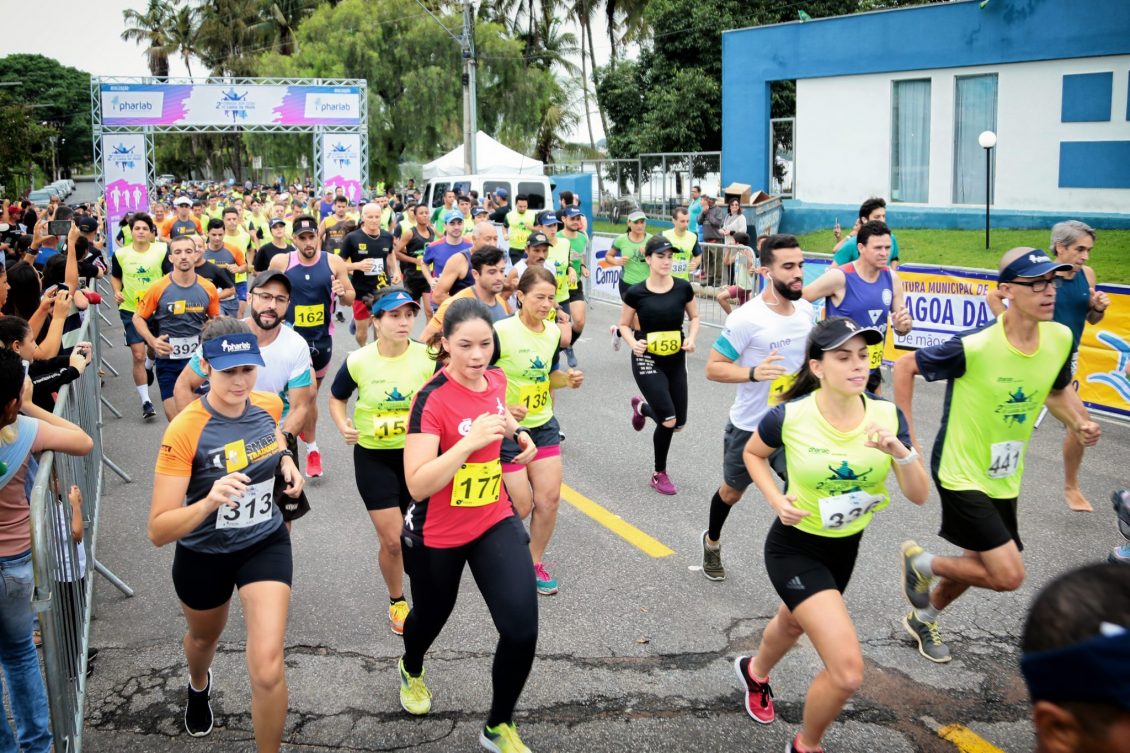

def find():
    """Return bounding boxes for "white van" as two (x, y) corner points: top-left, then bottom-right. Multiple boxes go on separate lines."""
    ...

(421, 174), (554, 212)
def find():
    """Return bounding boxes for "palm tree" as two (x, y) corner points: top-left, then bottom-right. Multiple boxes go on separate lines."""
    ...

(255, 0), (320, 56)
(197, 0), (262, 77)
(166, 3), (201, 78)
(121, 0), (173, 78)
(605, 0), (648, 67)
(534, 78), (581, 163)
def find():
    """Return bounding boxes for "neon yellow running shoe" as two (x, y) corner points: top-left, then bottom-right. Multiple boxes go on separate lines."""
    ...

(480, 722), (532, 753)
(397, 658), (432, 715)
(389, 599), (410, 635)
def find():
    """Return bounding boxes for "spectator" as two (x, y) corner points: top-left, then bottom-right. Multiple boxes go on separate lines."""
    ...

(699, 193), (727, 286)
(722, 199), (748, 245)
(833, 197), (901, 270)
(687, 186), (703, 238)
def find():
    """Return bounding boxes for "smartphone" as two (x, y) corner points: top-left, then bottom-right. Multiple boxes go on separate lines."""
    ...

(48, 219), (72, 237)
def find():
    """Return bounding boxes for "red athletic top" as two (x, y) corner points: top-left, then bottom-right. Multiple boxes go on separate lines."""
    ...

(406, 365), (513, 548)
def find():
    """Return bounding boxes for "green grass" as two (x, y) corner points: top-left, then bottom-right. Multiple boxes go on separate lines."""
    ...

(592, 220), (1130, 283)
(795, 228), (1130, 284)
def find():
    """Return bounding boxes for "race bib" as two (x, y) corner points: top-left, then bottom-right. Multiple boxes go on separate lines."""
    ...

(215, 479), (275, 530)
(364, 258), (385, 276)
(293, 303), (325, 328)
(868, 343), (883, 370)
(168, 335), (200, 360)
(452, 459), (502, 507)
(646, 330), (682, 356)
(987, 440), (1024, 479)
(518, 382), (550, 412)
(671, 258), (688, 275)
(768, 373), (797, 406)
(818, 490), (885, 531)
(373, 413), (407, 440)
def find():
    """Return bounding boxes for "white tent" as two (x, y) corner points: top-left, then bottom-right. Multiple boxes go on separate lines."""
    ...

(422, 131), (544, 178)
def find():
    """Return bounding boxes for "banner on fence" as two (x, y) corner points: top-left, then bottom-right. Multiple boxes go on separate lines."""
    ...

(589, 234), (621, 300)
(319, 133), (362, 205)
(1078, 283), (1130, 420)
(100, 83), (363, 127)
(101, 133), (147, 254)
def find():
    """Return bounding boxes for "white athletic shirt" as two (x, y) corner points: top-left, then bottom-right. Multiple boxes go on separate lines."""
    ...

(712, 295), (814, 432)
(189, 323), (313, 417)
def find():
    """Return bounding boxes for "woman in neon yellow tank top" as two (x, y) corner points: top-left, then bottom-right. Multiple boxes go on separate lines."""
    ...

(733, 317), (929, 753)
(494, 267), (583, 597)
(327, 287), (435, 636)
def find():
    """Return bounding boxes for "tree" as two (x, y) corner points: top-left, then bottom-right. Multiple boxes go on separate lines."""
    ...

(0, 101), (52, 199)
(255, 0), (322, 56)
(197, 0), (262, 77)
(0, 55), (93, 177)
(166, 3), (201, 78)
(121, 0), (173, 78)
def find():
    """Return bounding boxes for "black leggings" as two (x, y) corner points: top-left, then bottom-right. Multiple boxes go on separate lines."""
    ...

(631, 350), (688, 473)
(401, 516), (538, 727)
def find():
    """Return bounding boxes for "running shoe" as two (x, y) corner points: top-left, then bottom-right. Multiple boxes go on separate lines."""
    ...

(398, 658), (432, 715)
(629, 396), (646, 432)
(701, 530), (725, 581)
(903, 610), (952, 663)
(389, 599), (410, 635)
(899, 540), (932, 609)
(732, 656), (774, 724)
(786, 733), (824, 753)
(348, 318), (357, 335)
(480, 722), (531, 753)
(1110, 544), (1130, 565)
(142, 401), (156, 421)
(565, 347), (578, 369)
(650, 471), (676, 496)
(335, 310), (345, 323)
(306, 449), (323, 478)
(184, 669), (213, 737)
(610, 324), (621, 352)
(533, 562), (558, 595)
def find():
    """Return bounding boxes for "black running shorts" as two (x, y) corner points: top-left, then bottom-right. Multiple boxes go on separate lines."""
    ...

(764, 520), (862, 612)
(354, 445), (412, 513)
(172, 524), (292, 611)
(937, 486), (1022, 553)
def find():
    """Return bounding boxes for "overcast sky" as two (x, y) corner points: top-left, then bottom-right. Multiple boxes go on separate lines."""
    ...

(2, 0), (614, 144)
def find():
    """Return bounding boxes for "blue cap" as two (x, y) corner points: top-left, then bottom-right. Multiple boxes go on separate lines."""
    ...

(535, 209), (559, 227)
(372, 289), (420, 315)
(998, 249), (1072, 284)
(494, 188), (508, 199)
(201, 332), (265, 371)
(562, 206), (582, 218)
(443, 209), (465, 225)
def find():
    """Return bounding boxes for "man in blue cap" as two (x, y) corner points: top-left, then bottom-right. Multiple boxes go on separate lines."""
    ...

(894, 247), (1103, 664)
(423, 209), (474, 308)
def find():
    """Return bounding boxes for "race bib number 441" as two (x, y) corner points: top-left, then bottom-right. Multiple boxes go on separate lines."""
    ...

(987, 440), (1024, 479)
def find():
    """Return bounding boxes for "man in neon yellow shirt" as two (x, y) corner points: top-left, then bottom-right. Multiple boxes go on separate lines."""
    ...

(894, 248), (1102, 664)
(222, 206), (254, 316)
(661, 207), (702, 281)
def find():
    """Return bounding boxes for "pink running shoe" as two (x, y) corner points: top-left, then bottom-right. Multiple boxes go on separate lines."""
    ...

(650, 471), (676, 495)
(630, 396), (646, 432)
(733, 656), (775, 724)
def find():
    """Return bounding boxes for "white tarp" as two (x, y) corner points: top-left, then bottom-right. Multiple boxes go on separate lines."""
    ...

(422, 131), (544, 178)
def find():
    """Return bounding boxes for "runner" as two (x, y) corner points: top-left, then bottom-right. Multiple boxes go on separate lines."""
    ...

(733, 316), (929, 753)
(173, 272), (314, 524)
(420, 246), (511, 343)
(803, 220), (912, 394)
(189, 234), (237, 310)
(504, 194), (537, 266)
(148, 319), (305, 752)
(203, 219), (243, 318)
(701, 235), (813, 581)
(246, 196), (270, 246)
(340, 203), (399, 347)
(559, 207), (588, 369)
(832, 197), (901, 270)
(268, 215), (355, 478)
(162, 196), (203, 240)
(393, 203), (437, 307)
(603, 209), (650, 351)
(424, 210), (474, 306)
(661, 207), (702, 282)
(133, 235), (221, 420)
(222, 207), (254, 317)
(110, 212), (167, 420)
(619, 235), (700, 495)
(318, 195), (352, 258)
(399, 297), (538, 753)
(328, 288), (434, 636)
(894, 248), (1102, 664)
(495, 267), (583, 597)
(429, 189), (456, 229)
(986, 221), (1109, 512)
(253, 218), (296, 273)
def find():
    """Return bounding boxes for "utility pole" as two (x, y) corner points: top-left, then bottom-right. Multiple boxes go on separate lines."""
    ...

(462, 0), (477, 174)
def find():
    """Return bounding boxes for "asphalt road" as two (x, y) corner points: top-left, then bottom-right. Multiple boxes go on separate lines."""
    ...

(79, 240), (1129, 752)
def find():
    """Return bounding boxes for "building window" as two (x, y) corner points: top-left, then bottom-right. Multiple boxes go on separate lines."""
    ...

(953, 74), (998, 204)
(891, 79), (931, 203)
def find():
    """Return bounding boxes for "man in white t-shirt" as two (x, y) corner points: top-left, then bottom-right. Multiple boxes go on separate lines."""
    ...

(701, 235), (814, 581)
(172, 271), (314, 437)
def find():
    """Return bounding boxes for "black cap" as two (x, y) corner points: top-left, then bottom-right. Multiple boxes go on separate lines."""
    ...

(269, 217), (288, 228)
(291, 214), (318, 236)
(645, 236), (674, 256)
(249, 270), (292, 293)
(76, 216), (98, 232)
(811, 317), (884, 351)
(526, 231), (550, 247)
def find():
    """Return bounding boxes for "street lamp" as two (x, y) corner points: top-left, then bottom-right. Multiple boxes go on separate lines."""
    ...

(978, 129), (996, 250)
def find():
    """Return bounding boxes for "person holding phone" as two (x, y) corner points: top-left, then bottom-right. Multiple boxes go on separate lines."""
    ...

(148, 319), (304, 750)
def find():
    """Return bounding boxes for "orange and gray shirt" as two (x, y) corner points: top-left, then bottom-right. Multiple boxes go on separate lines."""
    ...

(155, 391), (284, 554)
(135, 275), (220, 361)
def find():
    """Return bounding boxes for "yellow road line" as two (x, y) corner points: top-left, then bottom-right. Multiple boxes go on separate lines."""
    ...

(922, 717), (1006, 753)
(559, 483), (675, 558)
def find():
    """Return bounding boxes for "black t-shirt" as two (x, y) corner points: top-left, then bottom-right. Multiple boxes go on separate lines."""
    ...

(254, 242), (294, 273)
(489, 205), (509, 225)
(341, 228), (394, 297)
(624, 277), (693, 336)
(195, 260), (236, 294)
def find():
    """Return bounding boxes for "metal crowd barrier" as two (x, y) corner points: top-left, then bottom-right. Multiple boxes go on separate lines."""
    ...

(28, 298), (133, 753)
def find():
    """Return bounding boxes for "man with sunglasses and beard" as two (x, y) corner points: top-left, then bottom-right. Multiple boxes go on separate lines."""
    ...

(700, 235), (813, 583)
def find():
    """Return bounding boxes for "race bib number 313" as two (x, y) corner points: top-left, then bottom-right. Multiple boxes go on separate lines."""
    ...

(215, 479), (274, 530)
